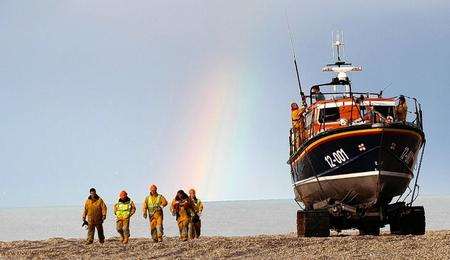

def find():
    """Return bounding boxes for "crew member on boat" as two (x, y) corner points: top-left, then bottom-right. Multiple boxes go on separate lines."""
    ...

(291, 102), (305, 148)
(311, 86), (325, 101)
(395, 95), (408, 122)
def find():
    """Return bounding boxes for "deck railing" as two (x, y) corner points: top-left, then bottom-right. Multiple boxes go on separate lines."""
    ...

(289, 96), (423, 156)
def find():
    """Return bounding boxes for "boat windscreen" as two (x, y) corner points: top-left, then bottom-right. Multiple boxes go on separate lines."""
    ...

(318, 107), (340, 123)
(373, 105), (394, 118)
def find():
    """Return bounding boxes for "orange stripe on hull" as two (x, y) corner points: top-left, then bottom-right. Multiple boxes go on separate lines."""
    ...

(293, 128), (422, 163)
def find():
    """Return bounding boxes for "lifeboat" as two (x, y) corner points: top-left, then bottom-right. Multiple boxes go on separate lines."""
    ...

(288, 34), (426, 236)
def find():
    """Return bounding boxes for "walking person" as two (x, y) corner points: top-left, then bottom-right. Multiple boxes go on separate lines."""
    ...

(143, 184), (168, 242)
(188, 189), (204, 239)
(114, 190), (136, 244)
(82, 188), (107, 245)
(170, 190), (194, 241)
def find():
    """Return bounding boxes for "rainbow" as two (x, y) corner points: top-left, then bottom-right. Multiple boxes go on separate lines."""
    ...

(171, 57), (261, 201)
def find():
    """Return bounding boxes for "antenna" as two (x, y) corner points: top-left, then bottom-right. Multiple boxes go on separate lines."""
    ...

(331, 31), (335, 61)
(379, 82), (393, 96)
(333, 30), (345, 62)
(322, 31), (362, 93)
(341, 31), (345, 60)
(323, 31), (362, 75)
(285, 11), (307, 106)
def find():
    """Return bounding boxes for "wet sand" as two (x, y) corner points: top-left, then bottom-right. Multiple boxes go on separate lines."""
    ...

(1, 231), (449, 259)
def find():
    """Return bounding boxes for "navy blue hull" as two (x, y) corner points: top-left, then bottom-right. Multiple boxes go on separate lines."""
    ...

(289, 124), (424, 208)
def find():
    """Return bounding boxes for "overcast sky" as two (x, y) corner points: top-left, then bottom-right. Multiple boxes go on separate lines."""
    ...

(1, 0), (449, 207)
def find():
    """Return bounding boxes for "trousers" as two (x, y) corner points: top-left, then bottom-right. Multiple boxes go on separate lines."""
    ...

(87, 223), (104, 243)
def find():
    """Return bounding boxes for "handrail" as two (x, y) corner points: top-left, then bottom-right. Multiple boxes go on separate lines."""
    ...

(289, 95), (424, 155)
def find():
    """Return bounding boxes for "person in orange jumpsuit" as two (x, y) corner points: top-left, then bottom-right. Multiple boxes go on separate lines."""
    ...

(170, 190), (194, 241)
(142, 184), (168, 242)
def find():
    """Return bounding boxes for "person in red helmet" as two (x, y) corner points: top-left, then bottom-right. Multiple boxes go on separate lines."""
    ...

(114, 190), (136, 244)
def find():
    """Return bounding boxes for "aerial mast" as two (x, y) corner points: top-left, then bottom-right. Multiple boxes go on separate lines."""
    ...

(286, 13), (307, 107)
(322, 31), (362, 94)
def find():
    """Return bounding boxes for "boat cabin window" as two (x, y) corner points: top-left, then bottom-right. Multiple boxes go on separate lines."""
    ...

(318, 107), (340, 123)
(373, 106), (394, 118)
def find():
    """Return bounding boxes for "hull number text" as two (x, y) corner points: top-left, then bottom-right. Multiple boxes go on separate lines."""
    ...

(324, 148), (350, 168)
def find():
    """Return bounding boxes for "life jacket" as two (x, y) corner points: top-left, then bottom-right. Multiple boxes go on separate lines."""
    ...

(115, 201), (132, 220)
(146, 194), (162, 214)
(291, 109), (303, 129)
(291, 109), (300, 121)
(192, 198), (202, 213)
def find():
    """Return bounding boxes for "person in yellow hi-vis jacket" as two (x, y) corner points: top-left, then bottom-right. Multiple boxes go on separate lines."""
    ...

(291, 102), (306, 148)
(114, 190), (136, 244)
(142, 184), (168, 242)
(188, 189), (204, 239)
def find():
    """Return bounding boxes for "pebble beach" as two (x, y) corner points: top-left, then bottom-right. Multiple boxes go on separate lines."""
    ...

(1, 231), (449, 259)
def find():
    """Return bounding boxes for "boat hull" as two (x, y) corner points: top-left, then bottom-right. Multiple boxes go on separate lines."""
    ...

(290, 125), (424, 208)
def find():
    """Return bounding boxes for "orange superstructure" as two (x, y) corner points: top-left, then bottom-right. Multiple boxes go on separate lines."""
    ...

(290, 95), (401, 154)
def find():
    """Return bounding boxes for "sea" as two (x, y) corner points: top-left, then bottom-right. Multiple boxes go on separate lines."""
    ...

(0, 197), (449, 241)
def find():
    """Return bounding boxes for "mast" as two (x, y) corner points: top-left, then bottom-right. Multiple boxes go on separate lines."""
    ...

(322, 31), (362, 94)
(286, 13), (307, 106)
